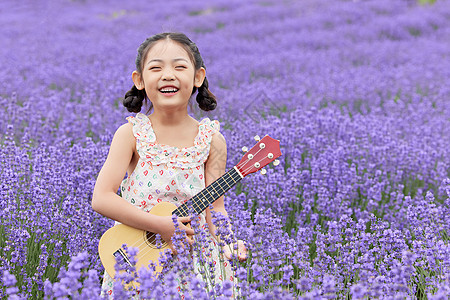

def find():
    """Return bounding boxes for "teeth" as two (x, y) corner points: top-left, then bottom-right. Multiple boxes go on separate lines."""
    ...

(160, 87), (178, 93)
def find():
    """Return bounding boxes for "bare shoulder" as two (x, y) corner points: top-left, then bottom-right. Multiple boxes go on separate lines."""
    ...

(210, 131), (227, 156)
(93, 122), (136, 196)
(112, 122), (136, 148)
(115, 122), (134, 139)
(205, 131), (227, 177)
(104, 122), (136, 164)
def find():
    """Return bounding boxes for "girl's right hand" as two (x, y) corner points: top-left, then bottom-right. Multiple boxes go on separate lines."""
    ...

(156, 215), (194, 255)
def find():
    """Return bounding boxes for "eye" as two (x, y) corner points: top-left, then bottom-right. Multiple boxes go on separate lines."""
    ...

(175, 65), (187, 69)
(149, 66), (161, 70)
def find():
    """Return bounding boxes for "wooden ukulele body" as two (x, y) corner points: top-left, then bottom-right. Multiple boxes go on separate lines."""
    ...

(98, 201), (177, 281)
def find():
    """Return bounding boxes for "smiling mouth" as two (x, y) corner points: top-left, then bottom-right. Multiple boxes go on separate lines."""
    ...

(159, 87), (179, 94)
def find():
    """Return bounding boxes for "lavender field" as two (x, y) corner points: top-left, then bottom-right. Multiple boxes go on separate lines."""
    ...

(1, 0), (450, 298)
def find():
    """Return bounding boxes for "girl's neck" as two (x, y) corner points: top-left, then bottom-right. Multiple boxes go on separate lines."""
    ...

(148, 107), (193, 127)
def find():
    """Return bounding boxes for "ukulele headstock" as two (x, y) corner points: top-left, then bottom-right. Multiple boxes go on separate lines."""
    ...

(236, 135), (281, 177)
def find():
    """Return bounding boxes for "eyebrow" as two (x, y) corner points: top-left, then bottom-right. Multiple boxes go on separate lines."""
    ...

(147, 58), (189, 65)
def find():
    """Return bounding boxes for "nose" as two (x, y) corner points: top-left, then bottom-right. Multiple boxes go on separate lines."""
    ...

(162, 67), (175, 81)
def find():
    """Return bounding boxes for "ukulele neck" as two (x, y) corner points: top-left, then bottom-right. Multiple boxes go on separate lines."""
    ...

(172, 167), (243, 217)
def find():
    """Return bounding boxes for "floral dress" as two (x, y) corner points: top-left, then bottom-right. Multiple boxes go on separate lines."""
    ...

(101, 113), (235, 298)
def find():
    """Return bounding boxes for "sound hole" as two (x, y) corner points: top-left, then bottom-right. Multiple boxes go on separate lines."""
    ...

(145, 231), (167, 249)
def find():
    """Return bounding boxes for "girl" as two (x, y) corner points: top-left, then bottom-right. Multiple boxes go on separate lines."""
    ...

(91, 32), (247, 297)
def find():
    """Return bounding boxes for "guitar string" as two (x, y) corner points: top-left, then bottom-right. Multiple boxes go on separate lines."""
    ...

(113, 154), (270, 265)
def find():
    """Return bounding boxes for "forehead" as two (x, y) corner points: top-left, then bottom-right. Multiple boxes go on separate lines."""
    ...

(145, 40), (192, 63)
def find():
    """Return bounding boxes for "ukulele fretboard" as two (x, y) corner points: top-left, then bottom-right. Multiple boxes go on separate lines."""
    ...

(173, 167), (242, 217)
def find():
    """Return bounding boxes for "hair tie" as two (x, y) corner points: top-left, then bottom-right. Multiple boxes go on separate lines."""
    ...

(123, 85), (145, 113)
(196, 78), (217, 111)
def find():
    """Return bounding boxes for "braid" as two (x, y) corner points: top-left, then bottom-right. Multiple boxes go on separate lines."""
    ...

(196, 77), (217, 111)
(123, 85), (146, 113)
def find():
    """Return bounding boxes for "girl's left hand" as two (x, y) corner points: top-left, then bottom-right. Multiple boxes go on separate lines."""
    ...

(222, 240), (247, 262)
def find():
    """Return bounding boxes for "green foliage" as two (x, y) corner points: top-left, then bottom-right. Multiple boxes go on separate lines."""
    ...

(418, 0), (437, 4)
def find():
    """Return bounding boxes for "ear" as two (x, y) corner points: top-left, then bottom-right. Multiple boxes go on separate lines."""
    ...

(132, 71), (144, 90)
(194, 67), (206, 88)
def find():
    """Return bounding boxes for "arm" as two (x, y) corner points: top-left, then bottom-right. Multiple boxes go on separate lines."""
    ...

(91, 123), (193, 241)
(204, 132), (228, 234)
(204, 132), (247, 261)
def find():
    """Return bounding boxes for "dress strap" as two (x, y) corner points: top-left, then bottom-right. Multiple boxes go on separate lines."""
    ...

(126, 112), (156, 146)
(196, 117), (220, 147)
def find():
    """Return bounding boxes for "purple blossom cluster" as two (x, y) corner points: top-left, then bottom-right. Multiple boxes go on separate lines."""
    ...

(1, 0), (449, 298)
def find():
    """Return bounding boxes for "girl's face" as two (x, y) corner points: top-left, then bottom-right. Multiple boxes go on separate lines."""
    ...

(132, 40), (205, 111)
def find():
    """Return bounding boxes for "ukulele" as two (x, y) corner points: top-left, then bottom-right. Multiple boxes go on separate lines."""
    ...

(98, 135), (281, 283)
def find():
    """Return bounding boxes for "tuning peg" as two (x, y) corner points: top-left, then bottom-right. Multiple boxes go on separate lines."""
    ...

(254, 135), (260, 141)
(260, 169), (267, 175)
(242, 146), (248, 153)
(273, 159), (280, 166)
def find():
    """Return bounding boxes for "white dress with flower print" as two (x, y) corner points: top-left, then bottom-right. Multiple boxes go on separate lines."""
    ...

(101, 113), (235, 298)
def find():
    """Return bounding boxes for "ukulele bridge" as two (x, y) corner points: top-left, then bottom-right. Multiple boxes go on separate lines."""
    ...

(113, 248), (133, 269)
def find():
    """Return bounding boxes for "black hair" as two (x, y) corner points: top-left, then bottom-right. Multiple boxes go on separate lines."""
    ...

(123, 32), (217, 113)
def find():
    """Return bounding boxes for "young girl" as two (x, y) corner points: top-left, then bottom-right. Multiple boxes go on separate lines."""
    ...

(91, 32), (247, 297)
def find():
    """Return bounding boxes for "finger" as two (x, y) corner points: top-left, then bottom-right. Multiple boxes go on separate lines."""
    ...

(169, 245), (177, 256)
(178, 216), (191, 224)
(236, 250), (245, 261)
(181, 225), (195, 235)
(186, 236), (194, 246)
(238, 247), (247, 261)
